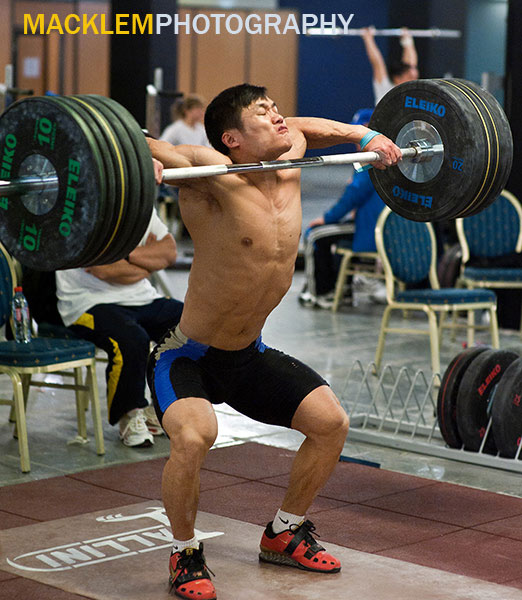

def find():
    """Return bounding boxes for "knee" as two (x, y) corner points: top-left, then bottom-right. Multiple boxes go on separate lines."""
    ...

(295, 389), (350, 446)
(170, 423), (217, 463)
(324, 409), (350, 446)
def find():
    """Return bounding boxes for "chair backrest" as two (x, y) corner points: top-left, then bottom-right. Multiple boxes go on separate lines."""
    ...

(375, 207), (439, 295)
(456, 190), (522, 263)
(0, 242), (17, 329)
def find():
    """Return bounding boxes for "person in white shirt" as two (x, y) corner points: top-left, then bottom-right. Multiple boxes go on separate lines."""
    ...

(55, 209), (184, 448)
(160, 94), (210, 147)
(361, 27), (419, 105)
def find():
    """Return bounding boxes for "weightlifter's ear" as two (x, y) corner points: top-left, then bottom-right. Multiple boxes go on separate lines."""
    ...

(222, 129), (241, 151)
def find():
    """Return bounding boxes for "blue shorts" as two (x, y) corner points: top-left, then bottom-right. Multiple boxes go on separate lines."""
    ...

(147, 326), (328, 429)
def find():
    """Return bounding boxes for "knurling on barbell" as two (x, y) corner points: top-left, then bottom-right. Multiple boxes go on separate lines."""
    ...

(0, 78), (514, 271)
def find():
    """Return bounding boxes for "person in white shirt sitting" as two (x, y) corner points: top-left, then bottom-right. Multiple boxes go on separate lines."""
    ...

(55, 210), (184, 448)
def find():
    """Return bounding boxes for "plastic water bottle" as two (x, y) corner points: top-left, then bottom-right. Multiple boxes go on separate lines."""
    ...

(12, 286), (31, 343)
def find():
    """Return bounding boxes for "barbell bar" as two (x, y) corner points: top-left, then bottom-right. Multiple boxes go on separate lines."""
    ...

(0, 141), (442, 193)
(306, 27), (462, 38)
(0, 78), (513, 271)
(161, 142), (442, 182)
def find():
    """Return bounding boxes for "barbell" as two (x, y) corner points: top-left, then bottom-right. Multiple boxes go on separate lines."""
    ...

(0, 78), (513, 271)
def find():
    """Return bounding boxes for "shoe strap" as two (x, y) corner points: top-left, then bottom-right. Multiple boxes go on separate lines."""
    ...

(173, 547), (214, 586)
(285, 520), (325, 557)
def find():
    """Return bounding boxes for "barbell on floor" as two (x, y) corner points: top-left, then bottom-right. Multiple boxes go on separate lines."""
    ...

(0, 78), (513, 271)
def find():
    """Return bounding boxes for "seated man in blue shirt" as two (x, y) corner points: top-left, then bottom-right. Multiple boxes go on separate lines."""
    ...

(300, 109), (386, 309)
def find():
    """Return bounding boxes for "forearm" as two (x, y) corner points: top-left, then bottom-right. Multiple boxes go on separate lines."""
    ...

(128, 235), (177, 272)
(147, 138), (194, 170)
(288, 117), (369, 149)
(401, 30), (417, 67)
(85, 261), (149, 285)
(362, 32), (388, 83)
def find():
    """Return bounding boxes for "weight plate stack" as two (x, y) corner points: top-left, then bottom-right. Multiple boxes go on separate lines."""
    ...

(491, 358), (522, 458)
(81, 95), (155, 260)
(73, 95), (139, 266)
(0, 97), (106, 270)
(442, 79), (513, 218)
(369, 78), (513, 222)
(456, 348), (519, 453)
(50, 95), (117, 267)
(437, 346), (489, 448)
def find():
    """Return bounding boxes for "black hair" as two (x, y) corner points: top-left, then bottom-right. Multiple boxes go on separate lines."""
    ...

(204, 83), (267, 155)
(389, 60), (414, 81)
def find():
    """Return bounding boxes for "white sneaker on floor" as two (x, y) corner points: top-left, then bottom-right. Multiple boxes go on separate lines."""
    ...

(119, 409), (154, 447)
(369, 283), (388, 305)
(143, 404), (164, 436)
(315, 293), (335, 309)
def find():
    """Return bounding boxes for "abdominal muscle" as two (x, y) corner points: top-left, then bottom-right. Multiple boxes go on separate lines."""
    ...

(180, 243), (297, 350)
(178, 186), (301, 350)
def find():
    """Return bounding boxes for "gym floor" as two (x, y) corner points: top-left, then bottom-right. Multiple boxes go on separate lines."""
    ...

(1, 167), (522, 599)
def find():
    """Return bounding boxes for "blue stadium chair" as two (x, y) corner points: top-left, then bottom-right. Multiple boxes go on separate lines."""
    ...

(456, 190), (522, 340)
(0, 243), (104, 472)
(374, 207), (499, 375)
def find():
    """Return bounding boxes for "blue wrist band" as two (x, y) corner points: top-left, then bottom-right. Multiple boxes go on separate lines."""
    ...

(359, 130), (381, 149)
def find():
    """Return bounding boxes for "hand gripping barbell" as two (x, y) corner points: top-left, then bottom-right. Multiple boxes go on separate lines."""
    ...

(0, 78), (513, 271)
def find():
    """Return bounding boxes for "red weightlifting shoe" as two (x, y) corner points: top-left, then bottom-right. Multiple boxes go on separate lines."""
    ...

(259, 519), (341, 573)
(169, 543), (216, 599)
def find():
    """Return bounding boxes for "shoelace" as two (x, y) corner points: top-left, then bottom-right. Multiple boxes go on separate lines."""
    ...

(177, 548), (215, 578)
(289, 520), (324, 552)
(121, 412), (148, 437)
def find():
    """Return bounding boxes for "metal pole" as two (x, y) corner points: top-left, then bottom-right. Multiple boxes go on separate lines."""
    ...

(306, 27), (462, 38)
(0, 143), (444, 192)
(162, 144), (444, 182)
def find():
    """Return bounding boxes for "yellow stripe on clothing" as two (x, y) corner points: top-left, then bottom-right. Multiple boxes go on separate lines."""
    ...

(73, 312), (95, 330)
(107, 337), (123, 413)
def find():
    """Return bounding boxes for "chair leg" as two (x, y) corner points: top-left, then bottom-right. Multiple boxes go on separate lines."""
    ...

(304, 239), (316, 297)
(74, 367), (88, 440)
(5, 369), (31, 472)
(13, 374), (31, 441)
(427, 309), (441, 375)
(450, 309), (458, 342)
(85, 362), (105, 456)
(374, 305), (393, 371)
(467, 309), (476, 347)
(332, 252), (352, 312)
(489, 305), (500, 349)
(438, 311), (447, 345)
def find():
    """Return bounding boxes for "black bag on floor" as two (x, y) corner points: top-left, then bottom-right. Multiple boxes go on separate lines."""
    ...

(437, 243), (462, 288)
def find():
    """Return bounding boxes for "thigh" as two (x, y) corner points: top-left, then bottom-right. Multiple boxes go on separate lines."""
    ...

(161, 396), (218, 450)
(149, 347), (224, 425)
(138, 298), (184, 342)
(69, 304), (147, 353)
(291, 385), (348, 438)
(227, 346), (328, 429)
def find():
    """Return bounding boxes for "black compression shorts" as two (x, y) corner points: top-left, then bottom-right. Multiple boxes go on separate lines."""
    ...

(147, 325), (328, 429)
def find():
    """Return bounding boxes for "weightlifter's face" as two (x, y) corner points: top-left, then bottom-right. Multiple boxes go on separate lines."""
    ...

(235, 96), (293, 160)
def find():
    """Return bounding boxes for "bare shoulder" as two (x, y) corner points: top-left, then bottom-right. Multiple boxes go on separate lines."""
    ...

(283, 118), (307, 159)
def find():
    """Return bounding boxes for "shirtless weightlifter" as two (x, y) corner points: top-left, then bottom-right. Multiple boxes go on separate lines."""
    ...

(147, 84), (401, 600)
